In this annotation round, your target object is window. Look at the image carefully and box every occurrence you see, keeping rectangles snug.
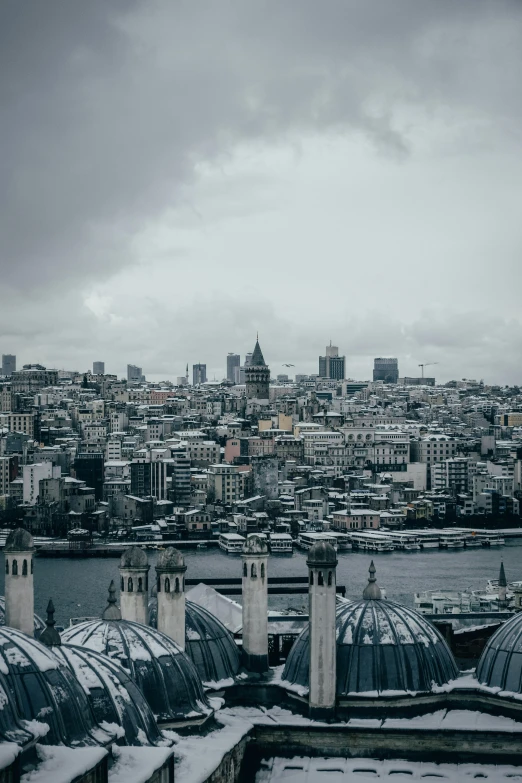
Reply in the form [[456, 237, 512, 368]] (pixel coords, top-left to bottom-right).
[[261, 563, 265, 578], [175, 577, 180, 593], [12, 559, 18, 576], [318, 571, 324, 586], [251, 563, 257, 578], [5, 561, 8, 575], [128, 577, 133, 592], [165, 577, 170, 593]]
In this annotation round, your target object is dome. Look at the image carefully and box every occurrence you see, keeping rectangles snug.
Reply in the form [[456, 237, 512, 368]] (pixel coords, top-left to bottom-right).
[[283, 566, 458, 697], [53, 644, 164, 746], [5, 528, 34, 552], [157, 547, 185, 570], [0, 597, 45, 638], [307, 541, 337, 567], [149, 599, 240, 686], [61, 619, 213, 725], [242, 535, 268, 555], [477, 612, 522, 692], [0, 626, 109, 746], [120, 547, 149, 569]]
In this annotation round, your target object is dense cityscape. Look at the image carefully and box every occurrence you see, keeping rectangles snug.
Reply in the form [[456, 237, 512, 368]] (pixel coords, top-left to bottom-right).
[[1, 343, 521, 544]]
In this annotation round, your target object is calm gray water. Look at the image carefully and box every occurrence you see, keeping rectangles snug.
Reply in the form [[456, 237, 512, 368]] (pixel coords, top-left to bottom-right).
[[1, 542, 520, 626]]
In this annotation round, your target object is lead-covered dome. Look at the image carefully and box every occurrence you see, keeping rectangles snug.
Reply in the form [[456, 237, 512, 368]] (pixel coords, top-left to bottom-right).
[[53, 644, 165, 746], [120, 547, 149, 569], [477, 612, 522, 693], [282, 566, 458, 697], [149, 598, 240, 686], [0, 597, 45, 638], [0, 626, 112, 746], [61, 619, 212, 725]]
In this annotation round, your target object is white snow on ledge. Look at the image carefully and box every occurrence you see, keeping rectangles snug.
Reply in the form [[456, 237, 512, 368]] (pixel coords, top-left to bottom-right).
[[174, 712, 252, 783], [110, 746, 174, 783], [21, 745, 107, 783]]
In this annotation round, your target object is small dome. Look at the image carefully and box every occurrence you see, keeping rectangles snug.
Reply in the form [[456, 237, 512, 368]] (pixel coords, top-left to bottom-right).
[[0, 626, 107, 746], [477, 612, 522, 692], [282, 600, 458, 696], [242, 534, 268, 555], [53, 645, 164, 746], [5, 528, 33, 553], [149, 599, 240, 686], [0, 597, 45, 638], [61, 619, 212, 725], [157, 547, 185, 571], [120, 547, 149, 569], [307, 540, 337, 567]]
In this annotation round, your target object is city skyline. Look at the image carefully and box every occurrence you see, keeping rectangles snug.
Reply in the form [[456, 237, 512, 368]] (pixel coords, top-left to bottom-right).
[[1, 2, 522, 384]]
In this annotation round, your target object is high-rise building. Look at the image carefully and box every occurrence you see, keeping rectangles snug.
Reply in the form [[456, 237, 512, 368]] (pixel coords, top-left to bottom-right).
[[127, 364, 142, 384], [244, 352, 253, 368], [245, 339, 270, 399], [318, 344, 345, 380], [93, 361, 105, 375], [193, 364, 207, 385], [227, 353, 241, 383], [74, 452, 105, 501], [373, 358, 399, 384], [1, 355, 16, 377]]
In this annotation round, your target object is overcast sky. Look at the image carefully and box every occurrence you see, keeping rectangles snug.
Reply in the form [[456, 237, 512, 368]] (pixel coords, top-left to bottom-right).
[[2, 1, 522, 384]]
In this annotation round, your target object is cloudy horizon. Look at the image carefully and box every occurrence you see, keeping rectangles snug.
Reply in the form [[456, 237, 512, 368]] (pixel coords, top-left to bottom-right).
[[2, 0, 522, 384]]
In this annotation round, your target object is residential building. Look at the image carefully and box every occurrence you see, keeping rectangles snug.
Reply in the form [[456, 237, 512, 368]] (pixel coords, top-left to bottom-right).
[[1, 355, 16, 376], [93, 361, 105, 375], [127, 364, 143, 384], [373, 357, 399, 384]]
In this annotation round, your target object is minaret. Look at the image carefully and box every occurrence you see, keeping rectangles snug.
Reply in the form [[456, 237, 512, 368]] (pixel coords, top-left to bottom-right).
[[102, 581, 122, 620], [363, 560, 382, 601], [40, 600, 62, 647], [4, 528, 35, 637], [155, 547, 187, 649], [307, 540, 338, 720], [498, 561, 508, 610], [119, 547, 150, 625], [241, 534, 268, 672]]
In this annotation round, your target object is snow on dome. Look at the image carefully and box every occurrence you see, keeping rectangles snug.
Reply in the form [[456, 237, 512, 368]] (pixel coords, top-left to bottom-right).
[[4, 528, 33, 552], [0, 626, 106, 746], [156, 547, 185, 571], [120, 547, 148, 569], [242, 534, 268, 555], [61, 619, 213, 725], [149, 599, 240, 686], [0, 597, 45, 639], [52, 644, 165, 746], [306, 540, 337, 567], [477, 612, 522, 693], [282, 599, 458, 696]]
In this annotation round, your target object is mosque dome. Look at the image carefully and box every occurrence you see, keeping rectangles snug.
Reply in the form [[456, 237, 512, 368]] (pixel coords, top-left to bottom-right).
[[61, 601, 213, 725], [53, 644, 164, 746], [0, 597, 45, 638], [0, 626, 107, 746], [149, 598, 240, 686], [477, 612, 522, 693], [282, 564, 458, 697], [120, 547, 149, 569]]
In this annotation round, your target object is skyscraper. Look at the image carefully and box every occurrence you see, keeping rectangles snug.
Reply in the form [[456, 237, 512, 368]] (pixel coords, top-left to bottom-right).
[[373, 357, 399, 384], [193, 364, 207, 385], [1, 355, 16, 377], [93, 361, 105, 375], [226, 353, 240, 383], [318, 344, 345, 380], [127, 364, 142, 384]]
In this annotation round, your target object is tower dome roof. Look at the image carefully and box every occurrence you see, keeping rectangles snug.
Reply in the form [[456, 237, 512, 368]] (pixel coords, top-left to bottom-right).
[[0, 626, 109, 746], [242, 534, 268, 556], [120, 546, 149, 569], [250, 339, 266, 367], [157, 547, 185, 571], [0, 597, 45, 638], [307, 540, 337, 567], [5, 528, 33, 552], [53, 644, 164, 746], [282, 569, 458, 697], [61, 619, 212, 724], [149, 599, 240, 686], [477, 612, 522, 693]]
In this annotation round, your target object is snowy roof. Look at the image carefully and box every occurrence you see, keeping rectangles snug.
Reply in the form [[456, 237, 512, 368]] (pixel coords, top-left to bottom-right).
[[477, 612, 522, 693], [186, 584, 243, 634]]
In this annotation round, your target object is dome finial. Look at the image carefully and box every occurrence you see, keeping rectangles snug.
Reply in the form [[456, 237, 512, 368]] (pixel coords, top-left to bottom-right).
[[102, 580, 121, 620], [362, 560, 382, 600], [40, 599, 61, 647]]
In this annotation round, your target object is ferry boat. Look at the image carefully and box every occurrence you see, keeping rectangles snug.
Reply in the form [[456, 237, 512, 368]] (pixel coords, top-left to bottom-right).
[[410, 530, 440, 549], [327, 532, 352, 552], [477, 531, 505, 547], [413, 590, 505, 615], [452, 528, 482, 548], [269, 533, 293, 554], [349, 532, 394, 553], [379, 531, 420, 551], [297, 532, 339, 551], [218, 533, 246, 553], [438, 530, 465, 549]]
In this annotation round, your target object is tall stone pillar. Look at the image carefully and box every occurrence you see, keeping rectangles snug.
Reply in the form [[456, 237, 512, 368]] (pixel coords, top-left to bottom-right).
[[4, 528, 35, 637], [119, 547, 150, 625], [307, 540, 337, 719], [241, 534, 268, 672], [155, 548, 187, 649]]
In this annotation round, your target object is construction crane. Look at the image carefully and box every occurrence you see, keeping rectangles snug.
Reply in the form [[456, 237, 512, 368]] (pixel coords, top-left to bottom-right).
[[418, 362, 439, 379]]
